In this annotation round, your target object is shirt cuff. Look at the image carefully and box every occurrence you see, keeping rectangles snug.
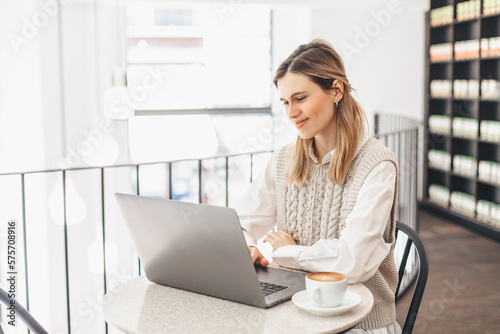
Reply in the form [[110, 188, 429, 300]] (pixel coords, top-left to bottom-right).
[[271, 245, 309, 270], [242, 230, 257, 247]]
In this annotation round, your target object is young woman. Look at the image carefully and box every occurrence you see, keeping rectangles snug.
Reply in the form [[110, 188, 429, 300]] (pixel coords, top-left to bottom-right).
[[234, 39, 401, 333]]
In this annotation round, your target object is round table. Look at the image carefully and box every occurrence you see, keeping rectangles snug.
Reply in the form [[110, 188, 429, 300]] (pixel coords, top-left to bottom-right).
[[102, 275, 374, 334]]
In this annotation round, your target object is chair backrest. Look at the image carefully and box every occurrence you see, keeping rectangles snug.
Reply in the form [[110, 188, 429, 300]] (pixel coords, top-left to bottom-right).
[[395, 220, 429, 334], [0, 286, 49, 334]]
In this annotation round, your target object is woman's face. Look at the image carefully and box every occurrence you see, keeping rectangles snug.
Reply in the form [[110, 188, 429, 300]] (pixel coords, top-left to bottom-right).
[[277, 72, 337, 141]]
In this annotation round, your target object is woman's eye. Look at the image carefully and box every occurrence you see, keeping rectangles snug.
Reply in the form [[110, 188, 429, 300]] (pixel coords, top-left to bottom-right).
[[297, 97, 305, 102], [282, 101, 289, 106]]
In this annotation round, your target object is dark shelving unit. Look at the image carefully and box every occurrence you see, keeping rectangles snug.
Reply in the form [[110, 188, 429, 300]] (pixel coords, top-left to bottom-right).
[[422, 0, 500, 241]]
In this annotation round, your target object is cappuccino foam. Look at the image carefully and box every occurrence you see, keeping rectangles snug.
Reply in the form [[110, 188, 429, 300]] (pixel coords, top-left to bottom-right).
[[307, 272, 346, 282]]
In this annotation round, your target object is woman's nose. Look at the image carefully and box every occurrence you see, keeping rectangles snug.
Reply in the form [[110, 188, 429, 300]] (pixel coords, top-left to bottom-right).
[[287, 104, 300, 119]]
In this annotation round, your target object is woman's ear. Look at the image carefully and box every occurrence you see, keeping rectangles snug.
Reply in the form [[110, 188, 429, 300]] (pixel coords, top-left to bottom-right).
[[331, 79, 344, 101]]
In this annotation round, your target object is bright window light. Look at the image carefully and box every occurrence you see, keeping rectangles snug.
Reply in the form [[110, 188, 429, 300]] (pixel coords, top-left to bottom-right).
[[125, 3, 272, 111]]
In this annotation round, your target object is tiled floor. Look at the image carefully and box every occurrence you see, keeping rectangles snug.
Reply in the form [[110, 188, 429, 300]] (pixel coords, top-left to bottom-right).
[[395, 209, 500, 333]]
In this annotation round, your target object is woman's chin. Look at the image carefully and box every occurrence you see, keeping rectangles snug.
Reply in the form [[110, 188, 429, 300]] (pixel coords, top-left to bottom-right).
[[297, 132, 314, 140]]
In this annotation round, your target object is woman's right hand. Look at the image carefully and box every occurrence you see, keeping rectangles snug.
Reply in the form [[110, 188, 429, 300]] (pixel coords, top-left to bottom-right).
[[248, 246, 269, 267]]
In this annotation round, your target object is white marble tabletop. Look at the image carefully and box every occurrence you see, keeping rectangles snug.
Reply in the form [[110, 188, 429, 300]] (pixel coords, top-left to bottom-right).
[[102, 275, 373, 334]]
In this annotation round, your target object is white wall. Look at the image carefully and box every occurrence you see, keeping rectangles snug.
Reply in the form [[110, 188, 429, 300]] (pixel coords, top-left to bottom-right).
[[265, 0, 429, 149], [310, 1, 428, 130]]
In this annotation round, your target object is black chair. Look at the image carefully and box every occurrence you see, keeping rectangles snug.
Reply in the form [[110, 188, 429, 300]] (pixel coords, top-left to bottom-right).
[[0, 286, 49, 334], [394, 220, 429, 334]]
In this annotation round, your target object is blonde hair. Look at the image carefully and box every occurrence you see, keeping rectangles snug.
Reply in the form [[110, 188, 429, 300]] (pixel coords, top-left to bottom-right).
[[273, 39, 368, 186]]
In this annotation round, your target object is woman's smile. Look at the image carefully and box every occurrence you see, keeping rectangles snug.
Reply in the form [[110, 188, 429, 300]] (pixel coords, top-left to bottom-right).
[[294, 118, 309, 129]]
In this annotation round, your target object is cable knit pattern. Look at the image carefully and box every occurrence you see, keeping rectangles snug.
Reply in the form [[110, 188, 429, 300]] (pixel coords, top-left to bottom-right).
[[276, 145, 290, 233], [301, 185, 311, 245], [327, 178, 343, 240], [320, 167, 334, 240], [286, 183, 298, 239], [274, 137, 399, 330]]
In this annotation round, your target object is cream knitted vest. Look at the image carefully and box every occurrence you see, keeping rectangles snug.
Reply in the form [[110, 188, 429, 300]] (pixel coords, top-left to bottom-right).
[[275, 137, 399, 329]]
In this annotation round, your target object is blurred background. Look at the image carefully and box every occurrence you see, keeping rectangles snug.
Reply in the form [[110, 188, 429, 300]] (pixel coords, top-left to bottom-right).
[[0, 1, 427, 333], [0, 0, 426, 173]]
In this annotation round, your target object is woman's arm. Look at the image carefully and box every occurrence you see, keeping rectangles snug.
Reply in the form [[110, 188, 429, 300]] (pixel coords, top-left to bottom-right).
[[271, 160, 397, 283], [233, 149, 279, 247]]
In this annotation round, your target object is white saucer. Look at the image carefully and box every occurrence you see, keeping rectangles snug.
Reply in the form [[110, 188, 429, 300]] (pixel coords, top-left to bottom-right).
[[291, 290, 361, 316]]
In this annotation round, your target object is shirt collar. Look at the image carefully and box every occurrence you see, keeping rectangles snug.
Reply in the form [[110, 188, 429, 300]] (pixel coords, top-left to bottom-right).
[[308, 127, 371, 165]]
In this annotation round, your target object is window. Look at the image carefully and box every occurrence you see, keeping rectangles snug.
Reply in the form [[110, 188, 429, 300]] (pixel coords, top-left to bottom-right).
[[125, 3, 272, 112]]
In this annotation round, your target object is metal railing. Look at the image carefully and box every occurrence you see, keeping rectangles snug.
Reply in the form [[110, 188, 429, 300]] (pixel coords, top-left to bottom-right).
[[0, 151, 273, 334], [374, 112, 423, 299], [374, 112, 422, 231], [0, 113, 421, 333]]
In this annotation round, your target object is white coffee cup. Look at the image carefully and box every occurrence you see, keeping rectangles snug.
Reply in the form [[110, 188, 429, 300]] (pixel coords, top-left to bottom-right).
[[305, 272, 348, 308]]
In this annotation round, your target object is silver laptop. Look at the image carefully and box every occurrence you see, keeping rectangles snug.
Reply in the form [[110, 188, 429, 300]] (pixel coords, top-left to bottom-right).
[[114, 193, 306, 308]]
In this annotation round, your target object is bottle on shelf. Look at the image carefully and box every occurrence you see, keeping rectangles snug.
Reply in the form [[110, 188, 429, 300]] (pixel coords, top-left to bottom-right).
[[489, 204, 500, 228], [480, 120, 500, 142], [450, 191, 476, 218], [477, 199, 500, 228], [454, 40, 480, 60], [456, 0, 481, 21], [430, 80, 452, 98], [480, 37, 500, 58], [428, 149, 451, 171], [453, 155, 477, 177], [430, 43, 453, 62], [480, 79, 500, 100], [453, 80, 479, 99], [429, 115, 451, 134], [483, 0, 500, 15], [476, 200, 491, 222], [430, 5, 453, 26], [452, 117, 478, 139], [429, 184, 450, 208], [478, 160, 500, 184]]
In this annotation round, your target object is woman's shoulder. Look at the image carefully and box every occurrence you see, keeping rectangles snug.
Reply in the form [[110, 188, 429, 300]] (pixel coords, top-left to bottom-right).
[[270, 142, 294, 177], [349, 137, 398, 176], [359, 137, 397, 160], [272, 142, 294, 159], [343, 138, 398, 191]]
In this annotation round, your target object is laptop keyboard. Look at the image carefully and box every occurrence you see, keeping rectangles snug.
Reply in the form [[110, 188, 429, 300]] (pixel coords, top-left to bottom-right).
[[259, 281, 288, 297]]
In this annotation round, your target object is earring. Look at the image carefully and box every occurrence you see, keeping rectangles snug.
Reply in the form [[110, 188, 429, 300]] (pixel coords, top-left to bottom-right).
[[335, 101, 339, 108]]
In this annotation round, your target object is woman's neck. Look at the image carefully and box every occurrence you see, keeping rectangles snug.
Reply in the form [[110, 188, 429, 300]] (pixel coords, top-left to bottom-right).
[[313, 136, 336, 162]]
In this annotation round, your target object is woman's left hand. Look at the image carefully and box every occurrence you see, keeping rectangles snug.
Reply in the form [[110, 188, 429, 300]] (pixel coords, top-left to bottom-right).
[[263, 230, 296, 250]]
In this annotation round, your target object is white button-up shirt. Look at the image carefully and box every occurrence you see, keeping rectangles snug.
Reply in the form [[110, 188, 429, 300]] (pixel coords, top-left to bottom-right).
[[233, 129, 397, 284]]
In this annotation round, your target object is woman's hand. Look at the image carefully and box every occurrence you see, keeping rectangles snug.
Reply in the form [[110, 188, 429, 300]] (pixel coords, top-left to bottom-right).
[[263, 230, 297, 250], [248, 246, 269, 267]]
